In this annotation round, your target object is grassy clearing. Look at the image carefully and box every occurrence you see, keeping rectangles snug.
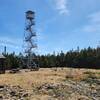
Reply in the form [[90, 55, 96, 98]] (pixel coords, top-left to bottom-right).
[[0, 68, 99, 89], [0, 68, 100, 100]]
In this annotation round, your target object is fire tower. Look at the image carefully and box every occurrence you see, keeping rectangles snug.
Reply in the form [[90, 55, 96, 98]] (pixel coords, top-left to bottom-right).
[[24, 10, 37, 68]]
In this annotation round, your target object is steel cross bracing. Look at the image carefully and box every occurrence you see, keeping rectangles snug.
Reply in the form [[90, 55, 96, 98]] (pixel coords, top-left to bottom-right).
[[24, 10, 37, 69]]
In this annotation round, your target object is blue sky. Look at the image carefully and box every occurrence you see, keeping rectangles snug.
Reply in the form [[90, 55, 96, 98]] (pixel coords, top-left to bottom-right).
[[0, 0, 100, 54]]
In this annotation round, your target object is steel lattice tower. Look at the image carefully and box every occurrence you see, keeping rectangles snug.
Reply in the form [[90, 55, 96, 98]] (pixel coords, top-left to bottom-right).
[[24, 10, 37, 68]]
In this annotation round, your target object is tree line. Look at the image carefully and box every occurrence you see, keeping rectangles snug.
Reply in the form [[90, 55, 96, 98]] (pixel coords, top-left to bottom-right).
[[3, 46, 100, 69]]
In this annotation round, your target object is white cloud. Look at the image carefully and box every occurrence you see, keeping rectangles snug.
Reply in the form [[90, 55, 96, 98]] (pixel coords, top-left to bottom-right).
[[83, 11, 100, 33], [53, 0, 69, 15], [55, 0, 69, 15], [83, 24, 100, 33], [0, 37, 22, 49], [88, 12, 100, 23]]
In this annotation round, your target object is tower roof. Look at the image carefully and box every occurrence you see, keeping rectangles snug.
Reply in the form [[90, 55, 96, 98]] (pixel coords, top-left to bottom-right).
[[26, 10, 35, 14]]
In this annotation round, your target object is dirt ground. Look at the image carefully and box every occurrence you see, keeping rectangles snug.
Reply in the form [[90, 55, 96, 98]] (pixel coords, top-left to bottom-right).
[[0, 68, 100, 100]]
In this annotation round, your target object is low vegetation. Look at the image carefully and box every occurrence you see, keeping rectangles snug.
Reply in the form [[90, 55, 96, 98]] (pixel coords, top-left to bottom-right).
[[0, 68, 99, 100]]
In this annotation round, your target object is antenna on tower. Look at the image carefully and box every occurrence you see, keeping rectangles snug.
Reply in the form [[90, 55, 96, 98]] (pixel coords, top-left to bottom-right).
[[23, 10, 38, 70]]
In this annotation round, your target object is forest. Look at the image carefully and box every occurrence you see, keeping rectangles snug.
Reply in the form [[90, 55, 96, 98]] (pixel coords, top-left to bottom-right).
[[3, 46, 100, 69]]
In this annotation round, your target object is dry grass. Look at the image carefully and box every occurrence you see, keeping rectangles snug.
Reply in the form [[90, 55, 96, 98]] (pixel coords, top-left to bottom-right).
[[0, 68, 99, 89]]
